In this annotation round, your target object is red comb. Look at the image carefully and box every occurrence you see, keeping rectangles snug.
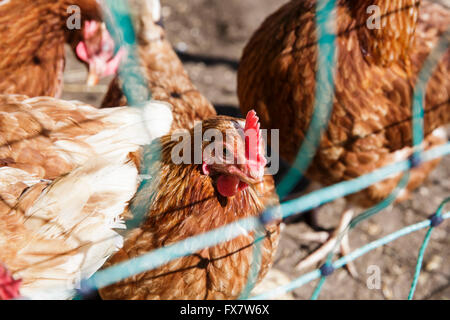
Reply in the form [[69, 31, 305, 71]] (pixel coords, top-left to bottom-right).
[[244, 110, 260, 160], [244, 110, 267, 175], [0, 264, 21, 300]]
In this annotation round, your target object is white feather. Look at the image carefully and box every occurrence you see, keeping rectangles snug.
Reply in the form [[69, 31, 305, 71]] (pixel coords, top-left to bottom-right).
[[0, 167, 41, 190], [15, 157, 139, 300], [0, 167, 42, 207], [431, 127, 447, 140], [52, 100, 173, 165]]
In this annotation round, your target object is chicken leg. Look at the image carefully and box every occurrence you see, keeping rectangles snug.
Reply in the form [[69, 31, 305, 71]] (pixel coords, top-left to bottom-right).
[[295, 206, 358, 277]]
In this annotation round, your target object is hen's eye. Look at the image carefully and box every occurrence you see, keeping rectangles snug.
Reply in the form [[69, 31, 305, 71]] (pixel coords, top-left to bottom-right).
[[223, 147, 232, 159]]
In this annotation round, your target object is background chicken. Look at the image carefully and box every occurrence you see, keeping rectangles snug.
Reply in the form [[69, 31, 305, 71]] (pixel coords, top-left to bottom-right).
[[238, 0, 449, 270], [0, 0, 122, 97], [101, 0, 216, 129], [97, 0, 281, 299], [0, 94, 172, 299]]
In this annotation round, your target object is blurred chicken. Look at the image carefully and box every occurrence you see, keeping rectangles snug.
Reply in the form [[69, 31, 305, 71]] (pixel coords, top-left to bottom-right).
[[238, 0, 449, 271], [98, 0, 280, 299], [101, 0, 216, 129], [0, 0, 122, 97], [0, 94, 173, 299]]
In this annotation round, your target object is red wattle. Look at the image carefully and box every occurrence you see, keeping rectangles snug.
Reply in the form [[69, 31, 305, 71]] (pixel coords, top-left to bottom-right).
[[217, 175, 240, 197]]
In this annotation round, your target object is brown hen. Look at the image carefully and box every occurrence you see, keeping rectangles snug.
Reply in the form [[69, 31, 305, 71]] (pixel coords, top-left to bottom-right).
[[100, 115, 280, 300], [238, 0, 449, 270], [0, 0, 121, 97], [98, 0, 280, 299]]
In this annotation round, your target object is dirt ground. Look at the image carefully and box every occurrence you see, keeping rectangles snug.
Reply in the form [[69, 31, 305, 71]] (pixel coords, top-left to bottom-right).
[[62, 0, 450, 300]]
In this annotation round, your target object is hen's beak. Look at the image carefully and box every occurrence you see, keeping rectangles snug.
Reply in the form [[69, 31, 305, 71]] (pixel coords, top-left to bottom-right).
[[85, 48, 126, 87], [233, 168, 264, 190], [86, 71, 100, 87], [239, 173, 260, 187]]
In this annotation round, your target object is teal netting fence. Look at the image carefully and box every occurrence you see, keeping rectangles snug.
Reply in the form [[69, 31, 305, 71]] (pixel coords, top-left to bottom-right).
[[78, 0, 450, 300]]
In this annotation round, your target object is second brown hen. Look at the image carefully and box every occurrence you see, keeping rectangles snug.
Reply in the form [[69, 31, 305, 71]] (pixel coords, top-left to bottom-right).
[[238, 0, 449, 271]]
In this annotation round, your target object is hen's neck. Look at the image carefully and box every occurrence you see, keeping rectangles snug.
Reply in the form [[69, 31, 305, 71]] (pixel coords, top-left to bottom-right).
[[133, 21, 217, 130], [346, 0, 420, 66]]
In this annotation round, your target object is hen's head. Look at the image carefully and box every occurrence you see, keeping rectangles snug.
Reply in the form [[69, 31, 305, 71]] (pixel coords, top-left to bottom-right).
[[75, 21, 125, 86], [0, 264, 21, 300], [199, 111, 267, 198]]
